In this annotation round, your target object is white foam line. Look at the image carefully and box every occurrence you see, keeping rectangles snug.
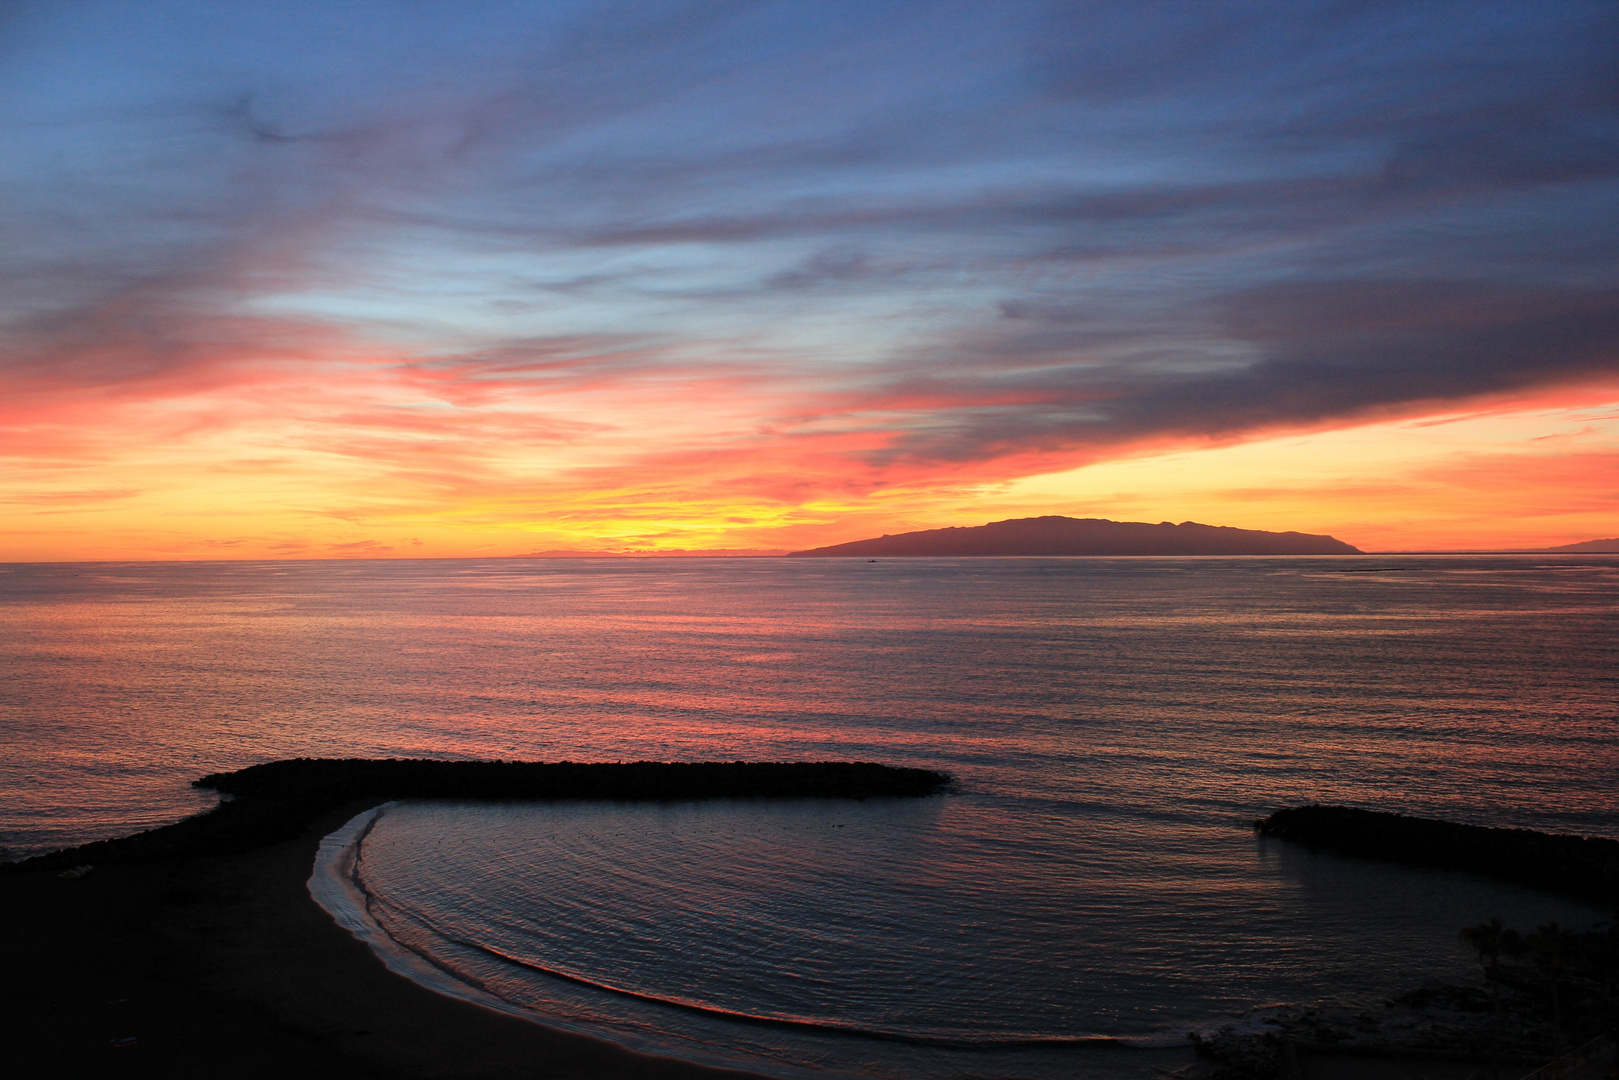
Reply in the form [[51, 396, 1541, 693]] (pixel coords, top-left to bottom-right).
[[309, 804, 541, 1017], [307, 804, 810, 1077], [306, 806, 1174, 1078]]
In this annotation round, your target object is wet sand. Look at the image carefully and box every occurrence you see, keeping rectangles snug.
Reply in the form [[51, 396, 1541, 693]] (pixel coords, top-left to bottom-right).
[[0, 802, 763, 1080]]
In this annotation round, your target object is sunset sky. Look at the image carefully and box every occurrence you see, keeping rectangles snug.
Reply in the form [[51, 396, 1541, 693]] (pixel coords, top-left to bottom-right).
[[3, 0, 1616, 560]]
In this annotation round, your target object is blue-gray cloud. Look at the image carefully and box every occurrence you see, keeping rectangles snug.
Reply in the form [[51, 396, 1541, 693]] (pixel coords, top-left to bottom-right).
[[1, 0, 1615, 467]]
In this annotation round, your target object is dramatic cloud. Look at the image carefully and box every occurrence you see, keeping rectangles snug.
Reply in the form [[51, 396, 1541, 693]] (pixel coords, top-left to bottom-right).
[[1, 0, 1616, 556]]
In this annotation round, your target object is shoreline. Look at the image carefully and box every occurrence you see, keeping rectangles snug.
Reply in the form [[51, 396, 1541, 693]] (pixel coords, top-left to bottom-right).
[[7, 771, 1604, 1078], [4, 796, 1195, 1080], [0, 759, 947, 1079], [317, 802, 1196, 1078], [311, 803, 789, 1075], [0, 799, 772, 1079]]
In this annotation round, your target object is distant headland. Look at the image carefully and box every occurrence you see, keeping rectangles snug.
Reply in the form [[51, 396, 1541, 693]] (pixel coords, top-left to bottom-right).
[[1537, 536, 1619, 553], [788, 515, 1361, 557]]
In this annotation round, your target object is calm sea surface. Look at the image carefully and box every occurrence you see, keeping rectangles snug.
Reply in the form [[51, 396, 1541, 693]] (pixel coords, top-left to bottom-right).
[[3, 556, 1616, 1077]]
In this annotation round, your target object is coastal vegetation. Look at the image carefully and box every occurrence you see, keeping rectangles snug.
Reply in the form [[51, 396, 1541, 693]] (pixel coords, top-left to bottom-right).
[[4, 758, 951, 875]]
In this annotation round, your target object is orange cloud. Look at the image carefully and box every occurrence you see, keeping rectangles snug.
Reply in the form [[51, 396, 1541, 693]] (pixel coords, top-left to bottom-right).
[[3, 283, 1616, 560]]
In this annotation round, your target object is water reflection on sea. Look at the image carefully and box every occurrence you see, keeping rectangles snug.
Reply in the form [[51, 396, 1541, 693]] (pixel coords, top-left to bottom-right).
[[348, 796, 1603, 1079], [2, 556, 1616, 1076]]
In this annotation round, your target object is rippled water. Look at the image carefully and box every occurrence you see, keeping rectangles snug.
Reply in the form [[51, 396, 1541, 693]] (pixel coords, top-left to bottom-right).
[[3, 556, 1616, 1076], [345, 797, 1603, 1079]]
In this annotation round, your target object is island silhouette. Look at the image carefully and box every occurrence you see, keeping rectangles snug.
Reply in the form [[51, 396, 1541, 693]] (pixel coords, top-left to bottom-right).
[[1540, 537, 1619, 553], [788, 515, 1361, 557]]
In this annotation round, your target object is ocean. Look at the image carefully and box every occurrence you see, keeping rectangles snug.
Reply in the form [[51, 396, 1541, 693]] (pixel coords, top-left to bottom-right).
[[3, 556, 1616, 1077]]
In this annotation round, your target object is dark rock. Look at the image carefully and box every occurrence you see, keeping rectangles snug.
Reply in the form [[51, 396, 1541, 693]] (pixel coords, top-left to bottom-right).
[[5, 758, 952, 874], [1254, 805, 1619, 909]]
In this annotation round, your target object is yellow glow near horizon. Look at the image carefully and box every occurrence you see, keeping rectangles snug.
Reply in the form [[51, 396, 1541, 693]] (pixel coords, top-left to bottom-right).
[[4, 378, 1616, 560], [974, 399, 1619, 551], [0, 354, 1612, 563]]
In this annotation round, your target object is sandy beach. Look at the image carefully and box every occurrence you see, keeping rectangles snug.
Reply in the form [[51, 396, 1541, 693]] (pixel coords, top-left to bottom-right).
[[0, 802, 764, 1080], [3, 756, 1602, 1080]]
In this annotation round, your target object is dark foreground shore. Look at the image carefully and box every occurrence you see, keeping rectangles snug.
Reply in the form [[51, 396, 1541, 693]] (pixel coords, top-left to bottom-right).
[[1, 760, 949, 1079], [6, 775, 1610, 1079], [1, 802, 772, 1080]]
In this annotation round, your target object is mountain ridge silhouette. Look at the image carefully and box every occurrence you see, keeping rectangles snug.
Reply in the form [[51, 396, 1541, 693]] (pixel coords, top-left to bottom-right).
[[788, 515, 1361, 557]]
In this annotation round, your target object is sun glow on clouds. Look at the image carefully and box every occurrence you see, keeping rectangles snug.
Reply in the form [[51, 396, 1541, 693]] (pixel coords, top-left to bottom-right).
[[5, 339, 1615, 559], [2, 1, 1617, 560], [992, 397, 1619, 552]]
